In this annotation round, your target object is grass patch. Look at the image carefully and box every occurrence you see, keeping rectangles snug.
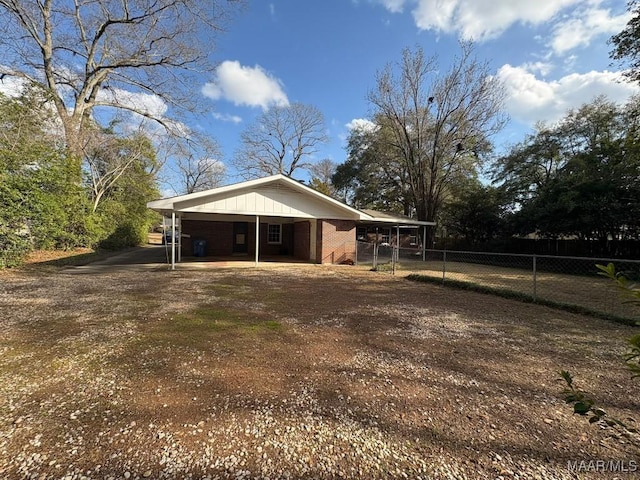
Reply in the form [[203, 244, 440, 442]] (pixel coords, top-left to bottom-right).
[[406, 273, 639, 327], [173, 307, 282, 333], [144, 306, 284, 349]]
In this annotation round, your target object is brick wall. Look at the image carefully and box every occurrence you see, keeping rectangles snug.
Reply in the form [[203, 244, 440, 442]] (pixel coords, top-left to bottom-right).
[[257, 223, 294, 256], [180, 220, 233, 256], [181, 220, 297, 257], [293, 221, 310, 261], [316, 219, 356, 264]]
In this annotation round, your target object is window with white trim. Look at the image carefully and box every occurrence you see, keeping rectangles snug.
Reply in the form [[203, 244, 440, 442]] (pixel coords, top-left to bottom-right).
[[409, 234, 418, 245], [267, 224, 282, 244], [380, 228, 390, 244], [356, 227, 367, 240]]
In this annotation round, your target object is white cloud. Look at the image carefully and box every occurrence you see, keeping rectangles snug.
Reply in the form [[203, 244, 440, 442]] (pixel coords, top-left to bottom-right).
[[549, 6, 632, 55], [497, 64, 640, 125], [0, 76, 26, 97], [346, 118, 378, 132], [407, 0, 581, 40], [212, 112, 242, 124], [97, 87, 168, 117], [0, 67, 27, 97], [521, 61, 554, 77], [380, 0, 405, 13], [202, 60, 289, 110], [375, 0, 627, 49]]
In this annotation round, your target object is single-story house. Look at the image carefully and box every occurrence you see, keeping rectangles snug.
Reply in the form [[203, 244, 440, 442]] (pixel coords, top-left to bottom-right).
[[147, 174, 434, 269]]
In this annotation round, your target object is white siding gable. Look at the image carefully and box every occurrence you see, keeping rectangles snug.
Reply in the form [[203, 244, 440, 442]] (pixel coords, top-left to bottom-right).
[[174, 184, 358, 219]]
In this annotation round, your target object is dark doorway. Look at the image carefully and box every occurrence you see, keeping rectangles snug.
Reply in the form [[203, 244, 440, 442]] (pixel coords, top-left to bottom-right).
[[233, 222, 249, 254]]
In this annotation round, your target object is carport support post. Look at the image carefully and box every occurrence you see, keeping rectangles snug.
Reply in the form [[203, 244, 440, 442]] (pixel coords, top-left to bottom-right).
[[255, 215, 260, 267], [171, 211, 176, 270]]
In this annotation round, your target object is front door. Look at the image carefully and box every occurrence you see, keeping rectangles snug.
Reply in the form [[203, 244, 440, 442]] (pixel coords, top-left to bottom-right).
[[232, 222, 248, 254]]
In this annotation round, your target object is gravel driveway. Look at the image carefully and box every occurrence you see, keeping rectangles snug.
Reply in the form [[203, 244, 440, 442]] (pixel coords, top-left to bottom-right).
[[0, 264, 638, 479]]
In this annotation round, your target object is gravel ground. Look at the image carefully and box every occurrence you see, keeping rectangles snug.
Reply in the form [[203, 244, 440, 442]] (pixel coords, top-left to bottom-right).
[[0, 262, 639, 479]]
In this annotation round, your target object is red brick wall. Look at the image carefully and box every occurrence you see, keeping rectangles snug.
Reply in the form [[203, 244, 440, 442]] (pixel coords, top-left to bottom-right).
[[293, 221, 310, 260], [316, 219, 356, 264], [180, 220, 233, 256], [181, 220, 298, 257], [257, 223, 294, 256]]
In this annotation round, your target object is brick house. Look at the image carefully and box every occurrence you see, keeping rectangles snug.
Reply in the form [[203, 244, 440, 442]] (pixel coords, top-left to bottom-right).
[[147, 174, 433, 269]]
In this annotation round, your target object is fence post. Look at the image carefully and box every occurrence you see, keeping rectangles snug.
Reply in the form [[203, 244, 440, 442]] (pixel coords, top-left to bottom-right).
[[392, 247, 397, 275], [532, 254, 537, 301], [442, 249, 447, 284], [355, 240, 358, 266], [373, 243, 378, 270]]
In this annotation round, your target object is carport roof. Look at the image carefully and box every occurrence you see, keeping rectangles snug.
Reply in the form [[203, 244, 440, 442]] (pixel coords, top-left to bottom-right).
[[147, 174, 434, 226], [359, 209, 435, 227]]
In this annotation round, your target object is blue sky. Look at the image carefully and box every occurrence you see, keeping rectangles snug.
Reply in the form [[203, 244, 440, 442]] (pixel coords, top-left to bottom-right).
[[1, 0, 637, 193], [195, 0, 637, 186]]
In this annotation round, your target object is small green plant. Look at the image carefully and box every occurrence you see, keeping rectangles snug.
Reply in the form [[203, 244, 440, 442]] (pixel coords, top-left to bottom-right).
[[596, 263, 640, 376], [560, 370, 607, 423], [559, 263, 639, 447], [596, 263, 640, 308]]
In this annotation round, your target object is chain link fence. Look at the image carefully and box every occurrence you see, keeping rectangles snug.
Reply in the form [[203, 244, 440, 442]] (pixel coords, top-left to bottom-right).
[[356, 241, 640, 323]]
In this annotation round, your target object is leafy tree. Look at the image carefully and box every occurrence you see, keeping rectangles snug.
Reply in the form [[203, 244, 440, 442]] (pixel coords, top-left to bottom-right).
[[233, 103, 328, 179], [0, 91, 91, 266], [366, 42, 507, 229], [490, 124, 564, 207], [441, 181, 507, 246], [610, 0, 640, 84], [494, 96, 640, 247], [93, 149, 160, 249], [333, 117, 412, 214]]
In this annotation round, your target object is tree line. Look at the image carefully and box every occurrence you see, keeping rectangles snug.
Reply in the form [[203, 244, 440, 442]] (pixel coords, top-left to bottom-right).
[[2, 0, 640, 266], [333, 92, 640, 258], [0, 88, 160, 267], [325, 4, 640, 258]]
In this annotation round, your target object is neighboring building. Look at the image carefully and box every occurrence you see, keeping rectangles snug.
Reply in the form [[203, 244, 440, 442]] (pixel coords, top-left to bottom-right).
[[147, 174, 433, 268]]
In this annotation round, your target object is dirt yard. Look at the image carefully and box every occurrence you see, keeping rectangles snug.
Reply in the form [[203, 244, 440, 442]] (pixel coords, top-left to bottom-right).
[[0, 262, 639, 479]]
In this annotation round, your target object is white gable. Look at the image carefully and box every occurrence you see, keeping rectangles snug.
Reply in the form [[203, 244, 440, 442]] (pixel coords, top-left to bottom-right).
[[175, 184, 354, 219], [148, 175, 370, 220]]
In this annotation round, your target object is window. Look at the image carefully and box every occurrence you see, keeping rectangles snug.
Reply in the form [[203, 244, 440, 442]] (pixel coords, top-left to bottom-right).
[[409, 234, 418, 246], [356, 227, 368, 241], [380, 229, 390, 245], [267, 224, 282, 244]]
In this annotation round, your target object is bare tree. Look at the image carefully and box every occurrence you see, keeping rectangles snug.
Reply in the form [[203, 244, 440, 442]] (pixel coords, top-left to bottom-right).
[[233, 103, 328, 179], [84, 126, 157, 212], [308, 158, 337, 196], [0, 0, 239, 162], [367, 42, 507, 225], [173, 136, 225, 194]]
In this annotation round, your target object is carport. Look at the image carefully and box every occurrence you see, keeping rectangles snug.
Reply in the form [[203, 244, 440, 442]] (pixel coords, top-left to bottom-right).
[[147, 175, 375, 269], [148, 174, 435, 270]]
